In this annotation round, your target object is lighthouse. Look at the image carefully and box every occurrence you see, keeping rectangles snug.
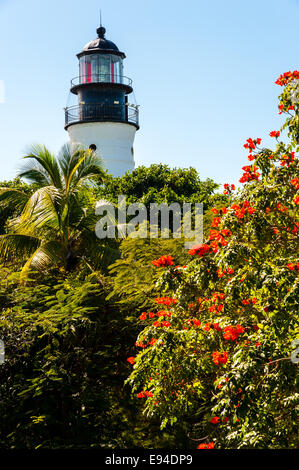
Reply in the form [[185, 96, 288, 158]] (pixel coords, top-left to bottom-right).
[[64, 24, 139, 176]]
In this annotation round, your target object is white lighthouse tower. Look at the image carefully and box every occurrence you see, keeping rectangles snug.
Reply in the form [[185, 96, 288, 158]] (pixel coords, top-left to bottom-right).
[[65, 24, 139, 177]]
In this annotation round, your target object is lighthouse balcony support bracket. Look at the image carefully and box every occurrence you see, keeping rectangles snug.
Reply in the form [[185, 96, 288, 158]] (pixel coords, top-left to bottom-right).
[[65, 103, 139, 130]]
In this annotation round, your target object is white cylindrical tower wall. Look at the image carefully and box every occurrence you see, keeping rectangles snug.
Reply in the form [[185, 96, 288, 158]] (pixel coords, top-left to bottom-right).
[[67, 122, 136, 176]]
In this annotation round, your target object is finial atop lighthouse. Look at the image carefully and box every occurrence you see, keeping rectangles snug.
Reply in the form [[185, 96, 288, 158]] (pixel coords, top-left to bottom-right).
[[97, 25, 106, 38], [97, 10, 106, 38]]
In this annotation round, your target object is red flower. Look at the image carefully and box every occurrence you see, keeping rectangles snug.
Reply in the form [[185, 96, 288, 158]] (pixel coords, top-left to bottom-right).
[[188, 243, 210, 256], [239, 165, 260, 183], [137, 390, 153, 398], [223, 325, 244, 341], [155, 296, 177, 306], [127, 357, 135, 365], [275, 70, 299, 86], [290, 178, 299, 189], [269, 130, 280, 138], [212, 351, 228, 365], [210, 416, 220, 424], [288, 263, 295, 270], [197, 442, 215, 449], [223, 183, 236, 194], [152, 255, 174, 267], [211, 217, 221, 227], [213, 323, 222, 331]]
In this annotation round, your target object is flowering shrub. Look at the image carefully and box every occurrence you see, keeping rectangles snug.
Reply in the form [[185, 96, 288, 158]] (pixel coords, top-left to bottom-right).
[[126, 73, 299, 449]]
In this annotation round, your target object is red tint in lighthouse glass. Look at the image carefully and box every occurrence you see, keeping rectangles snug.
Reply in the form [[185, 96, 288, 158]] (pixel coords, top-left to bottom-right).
[[86, 62, 92, 83]]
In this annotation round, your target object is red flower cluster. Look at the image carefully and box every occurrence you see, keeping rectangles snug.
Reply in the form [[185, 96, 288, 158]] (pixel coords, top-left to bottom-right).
[[211, 292, 226, 303], [186, 318, 201, 328], [140, 311, 172, 322], [278, 104, 294, 114], [209, 229, 232, 252], [137, 390, 153, 399], [288, 263, 299, 271], [291, 178, 299, 190], [239, 165, 260, 183], [223, 183, 236, 195], [294, 197, 299, 205], [241, 298, 257, 305], [276, 203, 288, 213], [243, 137, 261, 153], [223, 325, 245, 341], [211, 207, 228, 216], [135, 338, 158, 348], [217, 267, 234, 278], [269, 130, 280, 138], [210, 416, 220, 424], [152, 255, 174, 267], [152, 320, 171, 328], [280, 152, 295, 167], [188, 243, 210, 256], [231, 200, 255, 219], [209, 304, 224, 314], [140, 311, 156, 320], [211, 217, 221, 227], [157, 310, 172, 317], [155, 296, 178, 306], [275, 70, 299, 86], [197, 442, 215, 449], [127, 356, 135, 365], [212, 351, 228, 365]]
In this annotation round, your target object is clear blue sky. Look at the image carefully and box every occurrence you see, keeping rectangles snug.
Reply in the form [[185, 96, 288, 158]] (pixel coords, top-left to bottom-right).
[[0, 0, 298, 185]]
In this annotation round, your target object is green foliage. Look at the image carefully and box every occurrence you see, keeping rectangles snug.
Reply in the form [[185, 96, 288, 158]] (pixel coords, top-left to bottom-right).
[[96, 164, 225, 210], [0, 178, 33, 234], [0, 272, 188, 448]]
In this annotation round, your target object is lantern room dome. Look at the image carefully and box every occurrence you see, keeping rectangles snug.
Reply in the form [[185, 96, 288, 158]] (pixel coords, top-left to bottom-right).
[[79, 26, 125, 58]]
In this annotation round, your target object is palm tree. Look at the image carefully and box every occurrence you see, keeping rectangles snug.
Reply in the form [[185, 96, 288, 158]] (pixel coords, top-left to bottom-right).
[[0, 144, 115, 280]]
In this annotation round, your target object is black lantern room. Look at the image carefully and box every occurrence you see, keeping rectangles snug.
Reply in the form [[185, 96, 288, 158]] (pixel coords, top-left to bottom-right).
[[65, 25, 139, 129]]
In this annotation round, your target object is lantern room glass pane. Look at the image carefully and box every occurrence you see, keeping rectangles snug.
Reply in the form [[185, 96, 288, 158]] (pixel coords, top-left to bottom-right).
[[91, 55, 99, 82], [79, 54, 124, 84], [99, 55, 110, 82]]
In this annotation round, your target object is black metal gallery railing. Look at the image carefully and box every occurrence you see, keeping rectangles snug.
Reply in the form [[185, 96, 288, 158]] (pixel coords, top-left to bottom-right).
[[71, 74, 133, 87], [65, 103, 139, 127]]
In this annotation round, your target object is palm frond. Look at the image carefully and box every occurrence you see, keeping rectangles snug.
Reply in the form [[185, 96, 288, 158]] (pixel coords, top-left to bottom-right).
[[10, 186, 62, 234], [19, 144, 63, 189], [0, 233, 40, 261], [58, 144, 104, 194], [0, 187, 29, 211], [75, 150, 105, 183], [20, 240, 67, 282]]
